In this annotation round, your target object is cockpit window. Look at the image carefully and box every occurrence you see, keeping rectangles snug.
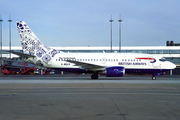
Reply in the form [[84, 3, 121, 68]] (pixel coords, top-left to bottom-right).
[[159, 58, 166, 62]]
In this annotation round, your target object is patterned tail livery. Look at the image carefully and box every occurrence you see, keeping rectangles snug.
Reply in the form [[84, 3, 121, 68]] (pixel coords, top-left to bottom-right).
[[16, 21, 59, 66]]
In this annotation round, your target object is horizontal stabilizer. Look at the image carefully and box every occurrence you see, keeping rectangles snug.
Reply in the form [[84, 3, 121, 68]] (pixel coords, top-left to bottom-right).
[[7, 51, 36, 58]]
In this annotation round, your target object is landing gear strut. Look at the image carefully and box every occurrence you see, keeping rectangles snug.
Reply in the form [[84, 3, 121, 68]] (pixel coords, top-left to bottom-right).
[[91, 73, 98, 79]]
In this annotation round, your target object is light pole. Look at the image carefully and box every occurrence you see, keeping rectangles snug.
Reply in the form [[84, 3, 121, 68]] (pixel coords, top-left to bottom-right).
[[0, 15, 3, 75], [8, 14, 12, 59], [109, 15, 113, 53], [118, 14, 122, 53]]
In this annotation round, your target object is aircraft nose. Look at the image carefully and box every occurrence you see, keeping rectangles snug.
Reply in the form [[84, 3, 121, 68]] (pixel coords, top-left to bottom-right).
[[171, 63, 176, 69], [167, 62, 176, 69], [161, 62, 176, 69]]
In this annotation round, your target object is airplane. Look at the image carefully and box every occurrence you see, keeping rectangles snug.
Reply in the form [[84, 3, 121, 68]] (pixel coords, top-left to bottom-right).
[[10, 21, 176, 80]]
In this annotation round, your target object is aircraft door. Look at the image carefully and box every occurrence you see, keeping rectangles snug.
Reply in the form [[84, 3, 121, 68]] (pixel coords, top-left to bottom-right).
[[148, 56, 154, 66], [102, 57, 106, 64]]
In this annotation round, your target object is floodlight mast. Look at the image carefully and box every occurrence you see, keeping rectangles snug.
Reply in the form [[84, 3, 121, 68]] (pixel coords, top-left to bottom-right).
[[8, 14, 12, 59], [118, 14, 122, 53], [109, 14, 113, 53], [0, 15, 3, 75]]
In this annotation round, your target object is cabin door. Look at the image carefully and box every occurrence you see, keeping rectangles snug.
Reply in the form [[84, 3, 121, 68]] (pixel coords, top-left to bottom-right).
[[148, 56, 154, 66]]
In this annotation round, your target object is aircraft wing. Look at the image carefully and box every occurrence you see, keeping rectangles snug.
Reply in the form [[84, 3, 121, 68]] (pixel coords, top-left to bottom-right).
[[66, 60, 106, 71], [7, 51, 36, 58]]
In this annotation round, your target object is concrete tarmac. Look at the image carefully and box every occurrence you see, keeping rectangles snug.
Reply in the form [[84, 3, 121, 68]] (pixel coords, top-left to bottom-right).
[[0, 75, 180, 120]]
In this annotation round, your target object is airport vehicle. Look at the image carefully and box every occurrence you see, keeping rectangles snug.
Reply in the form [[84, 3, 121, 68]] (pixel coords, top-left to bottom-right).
[[3, 69, 10, 75], [10, 21, 176, 79]]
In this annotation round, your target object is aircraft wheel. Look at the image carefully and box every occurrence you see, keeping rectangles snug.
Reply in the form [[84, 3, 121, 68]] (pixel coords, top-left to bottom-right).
[[91, 74, 98, 79], [152, 76, 156, 80]]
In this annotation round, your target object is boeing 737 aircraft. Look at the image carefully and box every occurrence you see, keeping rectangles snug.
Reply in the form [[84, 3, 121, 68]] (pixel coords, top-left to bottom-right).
[[10, 21, 176, 80]]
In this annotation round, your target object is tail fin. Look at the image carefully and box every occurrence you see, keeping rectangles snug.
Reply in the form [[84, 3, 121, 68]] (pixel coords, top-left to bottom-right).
[[16, 21, 59, 66]]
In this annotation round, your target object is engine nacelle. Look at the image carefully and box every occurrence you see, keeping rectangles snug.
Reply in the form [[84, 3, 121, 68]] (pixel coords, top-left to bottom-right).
[[106, 66, 125, 77]]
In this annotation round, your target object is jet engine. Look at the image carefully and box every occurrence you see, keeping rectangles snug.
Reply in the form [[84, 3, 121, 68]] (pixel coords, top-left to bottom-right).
[[101, 66, 125, 77]]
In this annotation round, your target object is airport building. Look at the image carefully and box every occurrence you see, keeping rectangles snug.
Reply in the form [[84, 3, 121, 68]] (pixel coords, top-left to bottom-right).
[[1, 45, 180, 75]]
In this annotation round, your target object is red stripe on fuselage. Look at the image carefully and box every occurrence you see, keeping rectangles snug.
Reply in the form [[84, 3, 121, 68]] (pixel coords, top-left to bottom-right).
[[136, 58, 156, 60]]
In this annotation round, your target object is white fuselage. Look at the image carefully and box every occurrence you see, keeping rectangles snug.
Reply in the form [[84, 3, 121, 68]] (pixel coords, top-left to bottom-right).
[[45, 53, 175, 71]]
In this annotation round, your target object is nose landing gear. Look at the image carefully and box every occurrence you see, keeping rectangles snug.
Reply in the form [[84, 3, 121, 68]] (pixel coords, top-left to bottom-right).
[[152, 76, 156, 80], [152, 72, 164, 80]]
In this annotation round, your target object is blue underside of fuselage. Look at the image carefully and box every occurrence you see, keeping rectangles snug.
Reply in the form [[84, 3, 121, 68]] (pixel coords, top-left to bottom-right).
[[52, 68, 170, 74]]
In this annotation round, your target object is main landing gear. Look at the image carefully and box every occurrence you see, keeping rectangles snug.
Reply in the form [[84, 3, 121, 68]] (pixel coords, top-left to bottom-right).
[[91, 73, 98, 79]]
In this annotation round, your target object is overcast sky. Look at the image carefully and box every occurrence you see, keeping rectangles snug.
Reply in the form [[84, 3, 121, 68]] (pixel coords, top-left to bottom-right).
[[0, 0, 180, 47]]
